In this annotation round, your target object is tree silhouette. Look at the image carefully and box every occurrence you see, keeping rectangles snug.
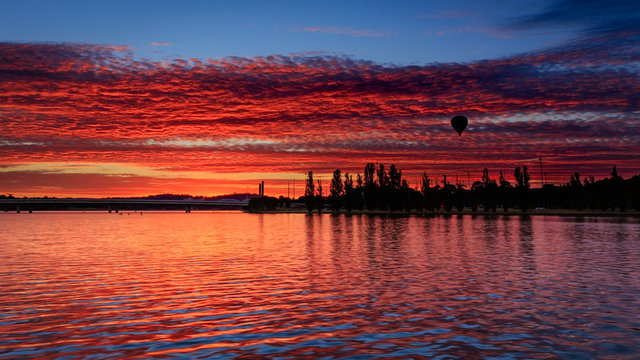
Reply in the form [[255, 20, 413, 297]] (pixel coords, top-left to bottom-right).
[[401, 179, 414, 211], [514, 166, 531, 212], [470, 181, 483, 212], [595, 176, 609, 211], [454, 184, 466, 212], [315, 180, 324, 213], [441, 175, 455, 212], [482, 168, 498, 212], [629, 175, 640, 211], [363, 163, 377, 210], [611, 166, 626, 211], [498, 171, 512, 212], [294, 163, 638, 214], [329, 169, 344, 212], [582, 176, 597, 210], [568, 172, 585, 210], [389, 164, 402, 211], [421, 172, 434, 212], [343, 172, 354, 212], [355, 173, 364, 211], [377, 164, 390, 210], [304, 171, 315, 212]]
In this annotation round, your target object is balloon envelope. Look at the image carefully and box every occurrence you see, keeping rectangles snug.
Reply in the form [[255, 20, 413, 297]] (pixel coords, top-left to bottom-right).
[[451, 115, 468, 136]]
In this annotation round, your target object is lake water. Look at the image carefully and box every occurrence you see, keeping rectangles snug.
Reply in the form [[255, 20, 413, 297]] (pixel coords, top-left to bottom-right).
[[1, 212, 639, 359]]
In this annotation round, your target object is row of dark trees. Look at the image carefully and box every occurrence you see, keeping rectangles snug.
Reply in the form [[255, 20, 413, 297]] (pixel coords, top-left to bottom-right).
[[299, 163, 639, 213]]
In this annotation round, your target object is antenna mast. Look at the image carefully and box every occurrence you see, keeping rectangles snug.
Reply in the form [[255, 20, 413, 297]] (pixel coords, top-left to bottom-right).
[[539, 157, 544, 187]]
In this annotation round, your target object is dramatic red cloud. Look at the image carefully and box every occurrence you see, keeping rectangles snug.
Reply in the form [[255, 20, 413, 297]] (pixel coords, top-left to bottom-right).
[[0, 37, 638, 197]]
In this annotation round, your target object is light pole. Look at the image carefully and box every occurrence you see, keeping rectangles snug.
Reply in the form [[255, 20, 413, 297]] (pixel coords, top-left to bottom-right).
[[539, 157, 544, 187]]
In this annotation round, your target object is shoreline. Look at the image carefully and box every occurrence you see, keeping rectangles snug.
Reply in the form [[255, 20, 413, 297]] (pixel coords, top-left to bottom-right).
[[3, 208, 638, 217], [248, 208, 640, 217]]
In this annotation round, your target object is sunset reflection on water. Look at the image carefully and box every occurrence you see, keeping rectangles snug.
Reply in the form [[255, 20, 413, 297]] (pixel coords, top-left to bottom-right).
[[1, 212, 639, 359]]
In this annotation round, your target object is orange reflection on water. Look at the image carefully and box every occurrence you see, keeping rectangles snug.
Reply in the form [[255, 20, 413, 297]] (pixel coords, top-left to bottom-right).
[[1, 212, 639, 359]]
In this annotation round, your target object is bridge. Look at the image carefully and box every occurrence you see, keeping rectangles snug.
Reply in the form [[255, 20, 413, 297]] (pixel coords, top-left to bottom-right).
[[0, 198, 249, 213]]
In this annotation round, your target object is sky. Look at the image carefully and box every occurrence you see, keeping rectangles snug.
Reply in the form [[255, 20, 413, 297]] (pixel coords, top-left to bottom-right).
[[1, 0, 639, 197]]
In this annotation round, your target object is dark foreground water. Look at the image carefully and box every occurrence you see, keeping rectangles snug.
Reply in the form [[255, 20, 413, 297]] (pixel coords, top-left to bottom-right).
[[1, 212, 639, 359]]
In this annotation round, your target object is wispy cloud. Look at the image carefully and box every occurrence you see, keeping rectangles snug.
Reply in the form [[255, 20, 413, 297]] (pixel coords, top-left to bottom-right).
[[150, 42, 171, 46], [505, 0, 640, 36], [423, 25, 524, 40], [298, 26, 391, 37], [417, 10, 471, 19], [424, 26, 476, 37]]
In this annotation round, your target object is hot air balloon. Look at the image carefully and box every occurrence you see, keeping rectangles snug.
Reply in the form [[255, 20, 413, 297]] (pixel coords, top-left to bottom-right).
[[451, 115, 468, 136]]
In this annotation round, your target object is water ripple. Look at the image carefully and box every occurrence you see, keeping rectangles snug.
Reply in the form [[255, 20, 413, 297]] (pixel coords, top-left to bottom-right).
[[0, 213, 639, 359]]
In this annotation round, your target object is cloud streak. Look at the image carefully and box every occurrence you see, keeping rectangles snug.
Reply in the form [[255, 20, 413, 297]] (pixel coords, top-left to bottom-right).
[[298, 26, 391, 37], [1, 33, 639, 195], [506, 0, 640, 36]]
